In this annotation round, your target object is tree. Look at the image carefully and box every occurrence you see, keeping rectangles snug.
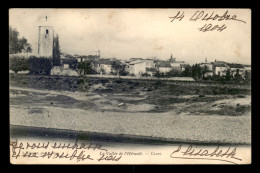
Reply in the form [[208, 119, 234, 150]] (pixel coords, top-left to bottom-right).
[[9, 27, 32, 54], [111, 60, 123, 78], [225, 69, 232, 81], [244, 70, 251, 83], [191, 64, 202, 80], [166, 69, 181, 77], [9, 56, 29, 73], [234, 69, 243, 82], [77, 61, 94, 75], [9, 27, 19, 54], [100, 67, 106, 75], [26, 47, 32, 53], [182, 66, 192, 77], [201, 65, 209, 79], [119, 64, 128, 76], [154, 71, 163, 79], [53, 34, 61, 66]]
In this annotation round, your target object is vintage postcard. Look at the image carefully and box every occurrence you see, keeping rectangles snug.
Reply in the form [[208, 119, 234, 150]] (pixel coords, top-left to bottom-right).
[[9, 8, 251, 164]]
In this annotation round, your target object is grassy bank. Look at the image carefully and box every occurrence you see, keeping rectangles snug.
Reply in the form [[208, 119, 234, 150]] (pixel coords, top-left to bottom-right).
[[9, 73, 251, 95]]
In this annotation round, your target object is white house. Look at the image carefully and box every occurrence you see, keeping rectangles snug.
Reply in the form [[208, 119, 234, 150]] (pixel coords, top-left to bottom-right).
[[129, 59, 155, 76], [170, 62, 182, 71], [129, 61, 146, 76], [214, 64, 228, 76], [95, 59, 114, 75], [227, 63, 246, 77], [77, 55, 100, 63], [200, 63, 214, 71], [146, 67, 158, 76], [157, 62, 172, 74]]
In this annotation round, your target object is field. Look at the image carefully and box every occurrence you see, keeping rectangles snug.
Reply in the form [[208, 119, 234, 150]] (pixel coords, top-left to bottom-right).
[[9, 73, 251, 144], [10, 74, 251, 116]]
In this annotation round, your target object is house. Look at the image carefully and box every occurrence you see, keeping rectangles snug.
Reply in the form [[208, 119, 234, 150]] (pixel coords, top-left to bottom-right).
[[129, 59, 155, 76], [200, 63, 214, 71], [227, 63, 246, 77], [59, 53, 78, 69], [130, 58, 143, 61], [146, 67, 158, 76], [129, 59, 143, 75], [124, 60, 131, 74], [77, 55, 100, 63], [168, 56, 186, 71], [144, 59, 155, 68], [94, 59, 114, 75], [214, 60, 227, 64], [157, 62, 172, 74], [61, 53, 75, 59], [169, 62, 182, 71], [200, 63, 214, 77], [214, 64, 228, 76], [60, 54, 67, 62], [129, 60, 147, 76]]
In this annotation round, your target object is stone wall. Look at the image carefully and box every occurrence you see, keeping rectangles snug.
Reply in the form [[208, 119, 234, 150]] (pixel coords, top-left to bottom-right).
[[51, 66, 79, 76]]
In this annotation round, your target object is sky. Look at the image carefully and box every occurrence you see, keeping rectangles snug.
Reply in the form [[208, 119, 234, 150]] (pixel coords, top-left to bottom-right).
[[9, 8, 251, 65]]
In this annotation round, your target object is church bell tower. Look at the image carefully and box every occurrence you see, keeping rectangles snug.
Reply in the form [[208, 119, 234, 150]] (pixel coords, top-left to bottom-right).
[[38, 16, 54, 58]]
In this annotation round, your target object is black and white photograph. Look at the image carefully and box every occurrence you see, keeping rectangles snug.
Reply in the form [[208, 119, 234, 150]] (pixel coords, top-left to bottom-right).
[[9, 8, 251, 164]]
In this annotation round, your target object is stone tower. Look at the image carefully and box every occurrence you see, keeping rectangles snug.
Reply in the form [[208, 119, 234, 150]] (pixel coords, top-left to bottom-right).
[[38, 17, 54, 57]]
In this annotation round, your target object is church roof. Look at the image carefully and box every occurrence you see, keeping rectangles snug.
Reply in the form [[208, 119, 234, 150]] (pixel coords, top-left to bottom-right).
[[227, 63, 245, 69], [157, 62, 172, 68]]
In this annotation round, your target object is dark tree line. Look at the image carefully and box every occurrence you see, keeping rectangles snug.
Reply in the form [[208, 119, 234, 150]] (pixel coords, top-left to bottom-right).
[[10, 56, 52, 75]]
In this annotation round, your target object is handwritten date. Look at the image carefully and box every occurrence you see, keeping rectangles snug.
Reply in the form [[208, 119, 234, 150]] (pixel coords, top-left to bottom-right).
[[169, 10, 246, 32], [198, 23, 227, 32]]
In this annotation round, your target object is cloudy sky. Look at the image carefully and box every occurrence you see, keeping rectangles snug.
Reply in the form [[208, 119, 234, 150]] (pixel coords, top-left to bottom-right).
[[9, 8, 251, 65]]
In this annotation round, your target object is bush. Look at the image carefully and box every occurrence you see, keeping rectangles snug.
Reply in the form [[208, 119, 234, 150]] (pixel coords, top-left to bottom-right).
[[28, 56, 52, 75], [127, 81, 134, 85], [141, 73, 149, 77], [166, 69, 182, 77], [154, 71, 164, 78], [114, 79, 123, 84], [78, 61, 95, 75], [9, 56, 29, 73], [155, 80, 162, 86], [133, 82, 139, 86], [119, 70, 129, 76], [100, 79, 109, 84], [77, 79, 84, 84]]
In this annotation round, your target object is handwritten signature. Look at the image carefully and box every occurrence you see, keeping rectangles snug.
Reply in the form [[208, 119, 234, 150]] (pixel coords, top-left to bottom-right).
[[169, 10, 246, 32], [10, 139, 122, 162], [170, 145, 242, 164]]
